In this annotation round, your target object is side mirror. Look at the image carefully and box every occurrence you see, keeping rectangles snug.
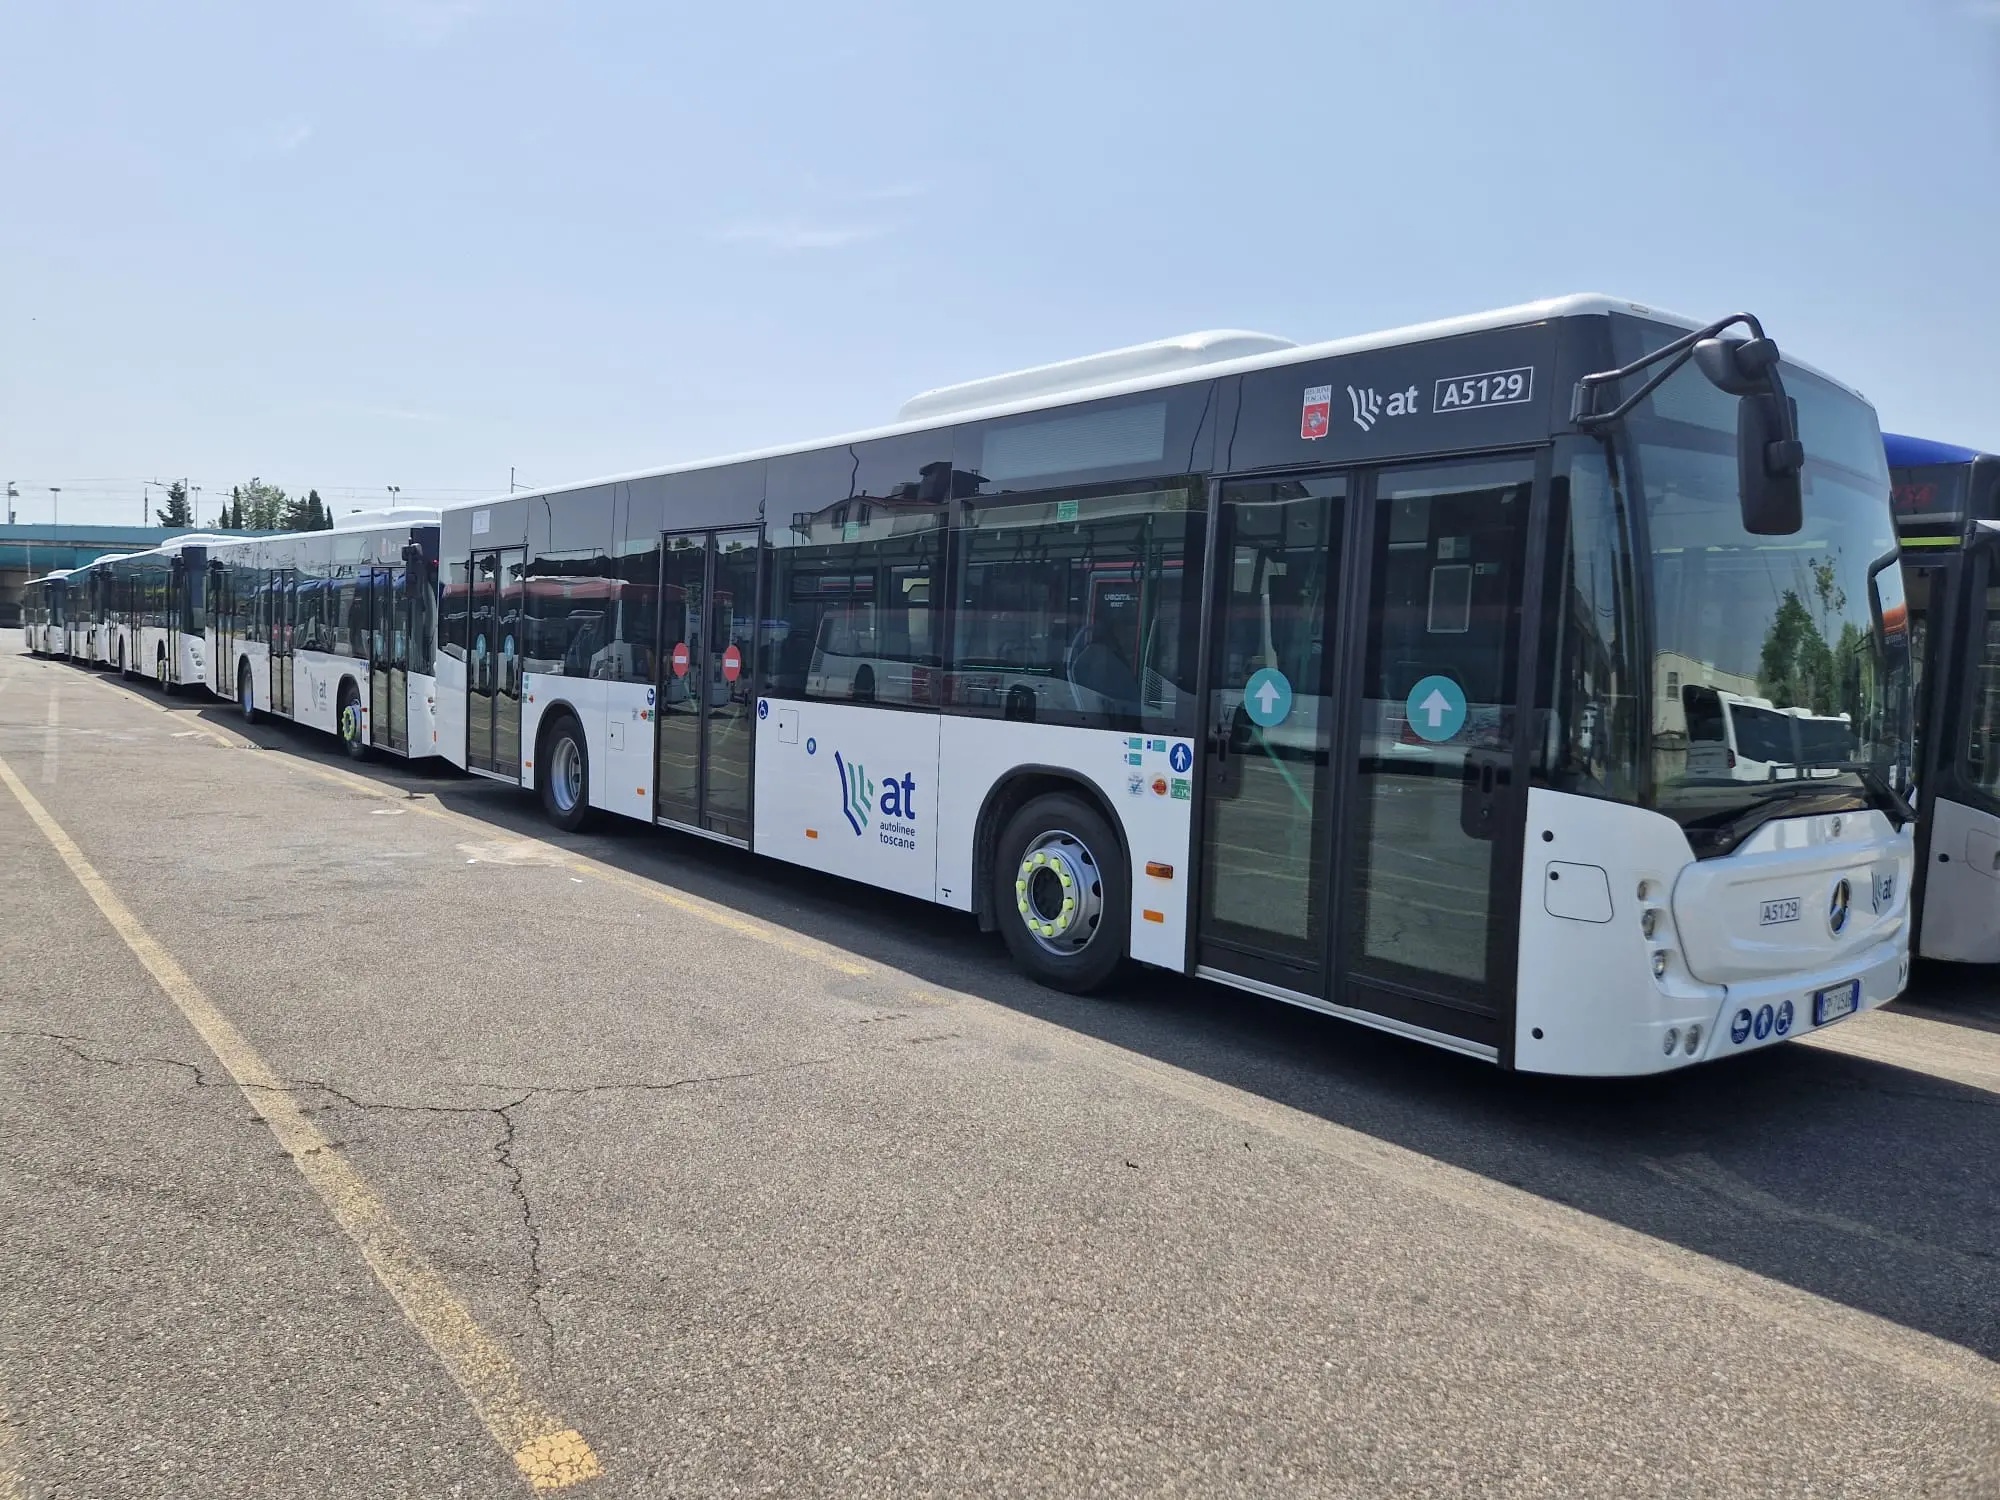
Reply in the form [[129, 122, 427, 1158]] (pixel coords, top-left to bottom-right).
[[1737, 391, 1804, 535], [1696, 336, 1804, 536]]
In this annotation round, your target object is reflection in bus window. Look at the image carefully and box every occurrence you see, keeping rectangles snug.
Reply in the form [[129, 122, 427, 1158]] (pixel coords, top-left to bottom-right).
[[949, 483, 1203, 734], [766, 506, 941, 708]]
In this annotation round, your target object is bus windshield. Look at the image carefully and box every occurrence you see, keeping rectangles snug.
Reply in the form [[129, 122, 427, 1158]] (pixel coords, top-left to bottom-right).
[[1548, 322, 1912, 856]]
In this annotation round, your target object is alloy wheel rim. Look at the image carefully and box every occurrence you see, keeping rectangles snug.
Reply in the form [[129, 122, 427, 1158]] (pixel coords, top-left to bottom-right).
[[1014, 829, 1105, 957]]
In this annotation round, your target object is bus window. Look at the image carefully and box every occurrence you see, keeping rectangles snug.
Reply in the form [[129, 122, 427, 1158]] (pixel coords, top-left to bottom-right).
[[767, 507, 942, 708], [949, 482, 1203, 733]]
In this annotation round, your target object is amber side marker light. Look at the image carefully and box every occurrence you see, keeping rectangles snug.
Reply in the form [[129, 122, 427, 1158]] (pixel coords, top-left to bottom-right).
[[1142, 909, 1165, 923], [1145, 861, 1174, 879]]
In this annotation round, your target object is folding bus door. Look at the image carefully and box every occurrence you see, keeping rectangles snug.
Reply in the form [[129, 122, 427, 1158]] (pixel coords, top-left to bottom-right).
[[655, 527, 763, 844], [367, 566, 409, 753], [1194, 454, 1538, 1057], [271, 570, 295, 717], [467, 548, 525, 777]]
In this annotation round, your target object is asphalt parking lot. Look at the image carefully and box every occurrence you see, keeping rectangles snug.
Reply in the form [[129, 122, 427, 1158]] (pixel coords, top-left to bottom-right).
[[3, 637, 1998, 1499]]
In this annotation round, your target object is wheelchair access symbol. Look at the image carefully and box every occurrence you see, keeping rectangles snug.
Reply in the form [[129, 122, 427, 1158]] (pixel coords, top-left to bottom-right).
[[1405, 674, 1467, 743]]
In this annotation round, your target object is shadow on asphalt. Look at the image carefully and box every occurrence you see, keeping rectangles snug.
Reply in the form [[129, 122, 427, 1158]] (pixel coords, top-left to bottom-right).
[[164, 688, 2000, 1367]]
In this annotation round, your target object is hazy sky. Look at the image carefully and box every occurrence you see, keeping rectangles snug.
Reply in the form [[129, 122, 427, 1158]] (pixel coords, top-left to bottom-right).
[[3, 0, 1996, 526]]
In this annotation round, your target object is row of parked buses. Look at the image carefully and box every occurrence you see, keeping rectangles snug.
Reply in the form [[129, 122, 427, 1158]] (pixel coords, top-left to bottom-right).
[[19, 294, 1984, 1075]]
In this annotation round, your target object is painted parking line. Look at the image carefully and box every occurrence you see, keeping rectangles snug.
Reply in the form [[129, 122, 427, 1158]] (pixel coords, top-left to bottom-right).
[[0, 753, 602, 1492]]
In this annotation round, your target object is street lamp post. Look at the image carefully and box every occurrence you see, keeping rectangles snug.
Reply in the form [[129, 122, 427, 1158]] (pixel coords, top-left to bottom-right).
[[387, 485, 401, 511], [50, 487, 60, 529], [5, 481, 16, 526]]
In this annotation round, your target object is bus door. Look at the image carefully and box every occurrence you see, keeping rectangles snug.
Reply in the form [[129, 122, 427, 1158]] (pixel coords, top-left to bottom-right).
[[209, 562, 229, 694], [1903, 549, 1966, 951], [271, 570, 295, 716], [655, 527, 762, 844], [368, 566, 409, 753], [1196, 454, 1537, 1057], [468, 548, 525, 777]]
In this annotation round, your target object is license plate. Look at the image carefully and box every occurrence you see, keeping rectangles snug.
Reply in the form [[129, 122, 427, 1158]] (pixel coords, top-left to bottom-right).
[[1813, 980, 1860, 1027]]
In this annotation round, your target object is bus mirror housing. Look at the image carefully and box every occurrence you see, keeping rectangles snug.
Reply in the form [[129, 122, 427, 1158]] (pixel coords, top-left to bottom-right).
[[1695, 335, 1804, 536]]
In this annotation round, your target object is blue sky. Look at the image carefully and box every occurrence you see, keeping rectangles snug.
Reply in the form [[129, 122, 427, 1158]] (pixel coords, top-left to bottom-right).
[[3, 0, 1996, 525]]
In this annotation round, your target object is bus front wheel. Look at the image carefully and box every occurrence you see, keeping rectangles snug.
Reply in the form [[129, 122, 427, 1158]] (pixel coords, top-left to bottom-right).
[[994, 792, 1128, 993], [539, 715, 593, 832], [238, 662, 259, 724]]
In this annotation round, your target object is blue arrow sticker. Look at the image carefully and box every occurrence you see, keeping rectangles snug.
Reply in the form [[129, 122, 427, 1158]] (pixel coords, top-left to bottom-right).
[[1243, 668, 1293, 728], [1405, 674, 1468, 743]]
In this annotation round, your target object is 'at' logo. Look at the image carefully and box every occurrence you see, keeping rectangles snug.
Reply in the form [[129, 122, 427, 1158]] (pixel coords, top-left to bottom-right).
[[1300, 384, 1332, 440], [1349, 383, 1422, 432], [836, 751, 874, 835]]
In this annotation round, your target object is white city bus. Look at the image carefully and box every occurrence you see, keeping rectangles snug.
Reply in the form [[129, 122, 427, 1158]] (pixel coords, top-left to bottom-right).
[[206, 509, 443, 759], [434, 295, 1914, 1076], [98, 535, 228, 691], [21, 570, 71, 656]]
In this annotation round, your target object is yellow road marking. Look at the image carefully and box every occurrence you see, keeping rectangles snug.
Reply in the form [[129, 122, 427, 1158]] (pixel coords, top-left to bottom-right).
[[0, 752, 602, 1491]]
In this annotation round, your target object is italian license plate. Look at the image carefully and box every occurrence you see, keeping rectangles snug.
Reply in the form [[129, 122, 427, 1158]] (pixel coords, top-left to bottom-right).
[[1813, 980, 1860, 1027]]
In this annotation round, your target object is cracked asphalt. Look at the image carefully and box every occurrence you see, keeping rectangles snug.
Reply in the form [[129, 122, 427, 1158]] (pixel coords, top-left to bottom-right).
[[3, 638, 2000, 1499]]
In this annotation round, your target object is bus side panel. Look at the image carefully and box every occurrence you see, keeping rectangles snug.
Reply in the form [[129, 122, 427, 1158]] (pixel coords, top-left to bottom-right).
[[1916, 795, 2000, 962], [408, 672, 439, 758], [295, 650, 359, 733], [935, 717, 1195, 971], [178, 630, 206, 689], [1513, 787, 1726, 1077], [435, 652, 468, 768], [519, 674, 606, 802], [599, 680, 655, 823], [753, 699, 941, 902]]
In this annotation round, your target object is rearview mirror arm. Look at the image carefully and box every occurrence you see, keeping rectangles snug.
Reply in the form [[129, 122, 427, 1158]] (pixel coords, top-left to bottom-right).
[[1571, 312, 1769, 430]]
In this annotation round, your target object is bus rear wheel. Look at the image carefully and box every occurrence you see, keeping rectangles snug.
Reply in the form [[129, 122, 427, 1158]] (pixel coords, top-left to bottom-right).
[[994, 792, 1128, 993], [156, 646, 175, 695], [539, 715, 592, 832], [238, 662, 259, 724], [337, 682, 368, 760]]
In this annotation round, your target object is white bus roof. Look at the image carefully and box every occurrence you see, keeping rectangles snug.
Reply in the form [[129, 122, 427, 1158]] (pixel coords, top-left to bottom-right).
[[439, 293, 1868, 519]]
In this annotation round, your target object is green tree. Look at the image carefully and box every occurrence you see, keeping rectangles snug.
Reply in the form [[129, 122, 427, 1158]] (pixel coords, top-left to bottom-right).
[[1759, 590, 1838, 715], [231, 477, 289, 530], [155, 480, 192, 528]]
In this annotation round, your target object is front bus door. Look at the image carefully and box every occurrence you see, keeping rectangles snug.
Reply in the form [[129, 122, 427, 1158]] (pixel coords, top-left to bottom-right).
[[467, 548, 525, 776], [654, 528, 763, 844], [368, 565, 409, 753], [1196, 454, 1537, 1059]]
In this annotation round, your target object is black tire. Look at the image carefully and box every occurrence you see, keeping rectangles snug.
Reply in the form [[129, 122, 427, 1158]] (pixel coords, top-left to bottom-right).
[[994, 792, 1129, 993], [156, 646, 176, 696], [237, 661, 260, 724], [337, 682, 368, 760], [539, 714, 593, 831]]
